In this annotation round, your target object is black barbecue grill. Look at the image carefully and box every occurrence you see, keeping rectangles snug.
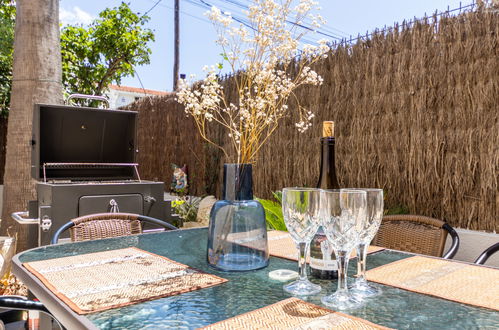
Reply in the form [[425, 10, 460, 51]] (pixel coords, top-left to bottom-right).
[[13, 98, 169, 247]]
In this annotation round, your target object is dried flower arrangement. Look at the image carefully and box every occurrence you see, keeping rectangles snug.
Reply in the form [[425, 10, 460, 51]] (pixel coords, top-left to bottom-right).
[[177, 0, 329, 164]]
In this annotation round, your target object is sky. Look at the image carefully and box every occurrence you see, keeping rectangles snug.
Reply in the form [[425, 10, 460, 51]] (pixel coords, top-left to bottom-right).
[[59, 0, 475, 92]]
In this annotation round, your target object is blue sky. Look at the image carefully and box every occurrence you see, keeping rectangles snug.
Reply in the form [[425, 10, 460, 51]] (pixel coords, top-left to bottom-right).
[[60, 0, 475, 92]]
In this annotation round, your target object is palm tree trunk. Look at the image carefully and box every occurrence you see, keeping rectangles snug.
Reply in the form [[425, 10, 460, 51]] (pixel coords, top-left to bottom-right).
[[0, 0, 62, 251]]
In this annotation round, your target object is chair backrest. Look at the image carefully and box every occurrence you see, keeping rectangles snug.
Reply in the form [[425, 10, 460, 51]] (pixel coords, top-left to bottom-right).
[[70, 213, 142, 242], [474, 242, 499, 265], [51, 213, 177, 244], [372, 215, 459, 258]]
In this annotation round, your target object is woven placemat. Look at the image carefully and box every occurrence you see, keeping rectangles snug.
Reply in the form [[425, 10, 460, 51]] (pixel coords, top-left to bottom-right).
[[366, 256, 499, 311], [267, 230, 384, 261], [23, 247, 227, 314], [202, 297, 391, 329]]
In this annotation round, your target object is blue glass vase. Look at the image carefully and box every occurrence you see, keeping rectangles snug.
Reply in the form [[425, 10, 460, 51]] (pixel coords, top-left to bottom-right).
[[207, 163, 269, 271]]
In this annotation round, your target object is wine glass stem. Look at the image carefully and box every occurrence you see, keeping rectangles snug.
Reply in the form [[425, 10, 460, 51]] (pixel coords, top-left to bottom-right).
[[298, 242, 308, 281], [356, 242, 368, 283], [336, 250, 350, 293]]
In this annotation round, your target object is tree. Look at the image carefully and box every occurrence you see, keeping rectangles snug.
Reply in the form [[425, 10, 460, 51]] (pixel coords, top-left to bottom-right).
[[0, 2, 155, 250], [0, 1, 15, 116], [61, 2, 154, 99], [0, 0, 63, 251], [0, 2, 155, 110]]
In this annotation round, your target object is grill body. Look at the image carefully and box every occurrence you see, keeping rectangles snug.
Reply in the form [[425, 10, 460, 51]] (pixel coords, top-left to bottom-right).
[[32, 181, 166, 246], [19, 103, 169, 248]]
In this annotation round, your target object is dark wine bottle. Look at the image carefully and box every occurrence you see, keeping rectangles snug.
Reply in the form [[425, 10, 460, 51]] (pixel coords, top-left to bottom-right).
[[310, 121, 339, 280], [316, 121, 340, 190]]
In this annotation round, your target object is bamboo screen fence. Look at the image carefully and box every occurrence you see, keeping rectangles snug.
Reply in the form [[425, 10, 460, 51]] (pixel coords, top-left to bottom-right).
[[134, 8, 498, 231]]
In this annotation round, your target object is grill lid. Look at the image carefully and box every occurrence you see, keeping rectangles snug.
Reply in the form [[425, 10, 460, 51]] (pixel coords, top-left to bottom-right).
[[31, 104, 138, 181]]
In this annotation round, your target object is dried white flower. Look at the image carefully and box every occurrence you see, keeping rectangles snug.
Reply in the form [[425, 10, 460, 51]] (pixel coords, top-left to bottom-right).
[[178, 0, 329, 163]]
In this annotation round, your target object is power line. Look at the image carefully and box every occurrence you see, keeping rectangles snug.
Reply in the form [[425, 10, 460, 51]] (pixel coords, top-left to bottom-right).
[[144, 0, 162, 16], [184, 0, 256, 31], [133, 68, 149, 96], [341, 1, 477, 46], [200, 0, 324, 45], [181, 10, 212, 25], [199, 0, 255, 30], [188, 0, 330, 44], [316, 25, 350, 38], [212, 0, 346, 40], [146, 0, 213, 24], [145, 0, 337, 45], [288, 20, 343, 41]]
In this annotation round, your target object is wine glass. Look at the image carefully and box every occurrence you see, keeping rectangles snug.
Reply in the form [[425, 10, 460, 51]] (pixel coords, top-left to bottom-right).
[[320, 189, 367, 309], [350, 188, 384, 297], [281, 188, 322, 296]]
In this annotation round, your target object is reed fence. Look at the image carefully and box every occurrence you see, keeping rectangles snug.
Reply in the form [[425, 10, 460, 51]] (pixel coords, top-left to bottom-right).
[[0, 3, 465, 234], [129, 7, 498, 232]]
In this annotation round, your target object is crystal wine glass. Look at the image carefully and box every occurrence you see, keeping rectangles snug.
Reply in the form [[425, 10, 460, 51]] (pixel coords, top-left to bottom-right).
[[281, 188, 322, 296], [320, 189, 367, 309], [350, 188, 384, 297]]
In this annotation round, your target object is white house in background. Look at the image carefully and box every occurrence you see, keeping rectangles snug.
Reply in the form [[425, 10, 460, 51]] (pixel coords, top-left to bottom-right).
[[107, 84, 169, 108]]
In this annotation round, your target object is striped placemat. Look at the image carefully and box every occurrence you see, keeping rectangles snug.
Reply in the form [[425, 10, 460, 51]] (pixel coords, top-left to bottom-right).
[[267, 230, 384, 261], [202, 297, 392, 329], [23, 247, 227, 314], [366, 256, 499, 311]]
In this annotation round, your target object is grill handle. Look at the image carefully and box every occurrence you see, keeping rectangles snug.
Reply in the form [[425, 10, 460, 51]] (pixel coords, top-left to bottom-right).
[[66, 94, 110, 108], [11, 211, 39, 225]]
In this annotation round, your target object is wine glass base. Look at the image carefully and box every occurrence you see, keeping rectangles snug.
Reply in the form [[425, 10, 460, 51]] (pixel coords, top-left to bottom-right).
[[349, 281, 382, 298], [321, 291, 364, 310], [283, 279, 322, 296]]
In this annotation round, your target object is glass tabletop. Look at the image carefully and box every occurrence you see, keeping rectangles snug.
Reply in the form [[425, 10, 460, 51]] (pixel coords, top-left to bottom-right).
[[18, 228, 499, 329]]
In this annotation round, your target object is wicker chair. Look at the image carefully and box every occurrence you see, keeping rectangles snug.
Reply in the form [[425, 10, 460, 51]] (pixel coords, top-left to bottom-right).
[[372, 215, 459, 259], [51, 213, 177, 244], [474, 242, 499, 265]]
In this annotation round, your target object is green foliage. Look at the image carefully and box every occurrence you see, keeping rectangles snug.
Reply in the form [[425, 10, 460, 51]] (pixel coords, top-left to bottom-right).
[[383, 191, 410, 215], [217, 52, 228, 69], [171, 197, 200, 227], [272, 191, 282, 204], [0, 1, 15, 116], [257, 191, 287, 231], [384, 204, 410, 215], [259, 189, 408, 229], [61, 2, 155, 103], [0, 1, 155, 111]]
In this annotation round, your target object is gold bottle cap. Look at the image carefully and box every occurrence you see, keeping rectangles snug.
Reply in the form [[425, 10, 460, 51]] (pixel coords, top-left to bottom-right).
[[322, 121, 334, 138]]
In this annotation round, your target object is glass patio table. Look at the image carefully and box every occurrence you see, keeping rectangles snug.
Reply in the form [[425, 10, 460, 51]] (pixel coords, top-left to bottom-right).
[[12, 227, 499, 329]]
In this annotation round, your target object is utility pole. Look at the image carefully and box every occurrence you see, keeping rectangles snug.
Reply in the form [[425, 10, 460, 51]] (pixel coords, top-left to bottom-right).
[[173, 0, 179, 91]]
